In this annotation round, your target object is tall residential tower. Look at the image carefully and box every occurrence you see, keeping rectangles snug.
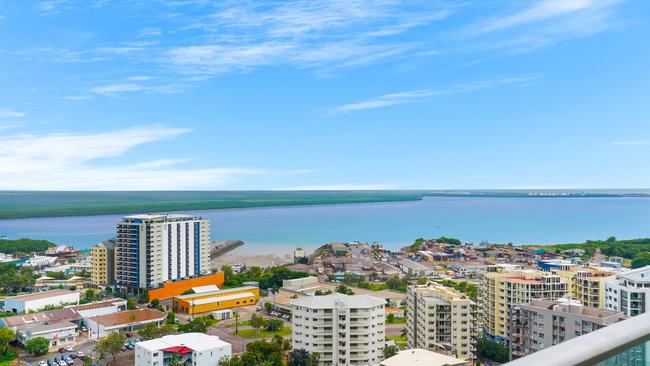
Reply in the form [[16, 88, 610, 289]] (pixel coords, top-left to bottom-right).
[[115, 214, 211, 289]]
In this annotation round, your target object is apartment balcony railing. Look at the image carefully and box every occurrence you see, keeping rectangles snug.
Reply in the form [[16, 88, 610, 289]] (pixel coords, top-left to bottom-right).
[[504, 311, 650, 366]]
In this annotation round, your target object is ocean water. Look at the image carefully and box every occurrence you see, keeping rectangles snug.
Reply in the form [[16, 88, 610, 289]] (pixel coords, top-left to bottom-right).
[[0, 196, 649, 254]]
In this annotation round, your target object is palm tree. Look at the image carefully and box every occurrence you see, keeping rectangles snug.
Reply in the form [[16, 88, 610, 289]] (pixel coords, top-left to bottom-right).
[[233, 311, 240, 335]]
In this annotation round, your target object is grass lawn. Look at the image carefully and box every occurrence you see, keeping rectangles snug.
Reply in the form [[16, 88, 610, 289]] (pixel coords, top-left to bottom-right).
[[227, 320, 250, 327], [386, 318, 406, 324], [386, 335, 407, 347], [235, 326, 292, 339]]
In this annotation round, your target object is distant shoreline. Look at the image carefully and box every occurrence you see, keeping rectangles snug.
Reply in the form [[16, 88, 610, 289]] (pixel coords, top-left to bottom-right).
[[0, 190, 649, 220]]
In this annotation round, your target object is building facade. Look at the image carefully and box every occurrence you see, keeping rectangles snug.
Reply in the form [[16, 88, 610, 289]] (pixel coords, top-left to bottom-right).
[[605, 266, 650, 316], [480, 266, 568, 344], [135, 333, 231, 366], [291, 293, 386, 366], [85, 308, 167, 339], [510, 299, 625, 359], [2, 289, 80, 314], [115, 214, 211, 289], [91, 239, 116, 287], [16, 321, 78, 351], [406, 283, 477, 360], [172, 286, 260, 315]]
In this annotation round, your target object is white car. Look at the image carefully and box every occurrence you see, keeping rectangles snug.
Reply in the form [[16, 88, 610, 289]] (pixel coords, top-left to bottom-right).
[[58, 360, 68, 366], [76, 351, 84, 358], [65, 346, 74, 352], [39, 361, 47, 366]]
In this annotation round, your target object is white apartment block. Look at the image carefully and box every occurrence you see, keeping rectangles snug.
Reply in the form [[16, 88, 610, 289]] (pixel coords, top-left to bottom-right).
[[115, 214, 211, 289], [135, 333, 231, 366], [291, 293, 386, 366], [605, 265, 650, 316], [406, 283, 477, 360]]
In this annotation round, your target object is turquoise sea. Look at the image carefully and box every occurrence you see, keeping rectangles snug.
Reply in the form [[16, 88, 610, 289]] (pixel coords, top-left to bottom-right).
[[0, 196, 649, 254]]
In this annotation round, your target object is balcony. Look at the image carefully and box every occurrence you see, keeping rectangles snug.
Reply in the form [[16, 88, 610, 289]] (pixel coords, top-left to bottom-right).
[[504, 311, 650, 366]]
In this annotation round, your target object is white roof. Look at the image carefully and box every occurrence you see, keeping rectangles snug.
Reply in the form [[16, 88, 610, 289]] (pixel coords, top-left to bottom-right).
[[190, 292, 255, 305], [124, 214, 197, 220], [192, 285, 220, 294], [137, 333, 230, 353], [617, 266, 650, 283], [381, 349, 467, 366], [291, 293, 385, 309]]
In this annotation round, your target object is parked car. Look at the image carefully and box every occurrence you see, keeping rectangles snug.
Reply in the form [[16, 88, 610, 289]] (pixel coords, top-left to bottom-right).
[[81, 326, 88, 332], [58, 348, 66, 353], [47, 360, 56, 366], [58, 360, 68, 366], [76, 351, 85, 358], [65, 346, 74, 352], [69, 354, 77, 359], [39, 361, 47, 366], [63, 355, 74, 364]]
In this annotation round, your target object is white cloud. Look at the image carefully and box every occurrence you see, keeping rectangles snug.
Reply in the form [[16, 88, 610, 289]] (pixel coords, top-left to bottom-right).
[[611, 140, 650, 146], [0, 109, 26, 118], [61, 95, 93, 101], [90, 83, 144, 96], [165, 1, 455, 75], [276, 184, 398, 191], [0, 126, 299, 190], [458, 0, 623, 52], [333, 76, 539, 113], [127, 76, 154, 81], [138, 27, 162, 37]]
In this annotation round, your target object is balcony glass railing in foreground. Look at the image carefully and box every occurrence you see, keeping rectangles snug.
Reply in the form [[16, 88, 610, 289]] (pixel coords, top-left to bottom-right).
[[504, 311, 650, 366]]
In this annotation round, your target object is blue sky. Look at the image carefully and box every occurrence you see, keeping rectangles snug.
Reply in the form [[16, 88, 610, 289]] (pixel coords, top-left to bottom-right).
[[0, 0, 648, 190]]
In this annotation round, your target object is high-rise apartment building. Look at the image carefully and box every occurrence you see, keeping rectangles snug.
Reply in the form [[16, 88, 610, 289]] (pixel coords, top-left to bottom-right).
[[406, 283, 477, 360], [291, 293, 386, 366], [551, 266, 616, 309], [480, 265, 569, 344], [605, 265, 650, 316], [91, 239, 116, 287], [115, 214, 210, 289], [511, 299, 624, 359]]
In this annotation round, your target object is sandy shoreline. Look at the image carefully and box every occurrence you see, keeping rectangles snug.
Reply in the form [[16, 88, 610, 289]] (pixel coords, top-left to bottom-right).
[[211, 252, 293, 270]]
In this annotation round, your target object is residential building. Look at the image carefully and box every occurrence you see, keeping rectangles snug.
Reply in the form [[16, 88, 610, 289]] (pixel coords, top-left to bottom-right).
[[85, 308, 166, 339], [291, 293, 386, 366], [510, 299, 625, 359], [551, 267, 616, 309], [115, 214, 210, 290], [480, 267, 568, 344], [406, 283, 477, 360], [381, 349, 469, 366], [91, 239, 116, 287], [605, 265, 650, 316], [16, 321, 78, 351], [2, 289, 80, 314], [172, 286, 260, 315], [135, 333, 231, 366]]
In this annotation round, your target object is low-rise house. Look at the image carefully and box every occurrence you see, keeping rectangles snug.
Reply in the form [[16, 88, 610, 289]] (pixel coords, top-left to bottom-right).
[[16, 321, 78, 351], [0, 308, 81, 331], [2, 289, 80, 314], [85, 308, 166, 339], [135, 333, 231, 366]]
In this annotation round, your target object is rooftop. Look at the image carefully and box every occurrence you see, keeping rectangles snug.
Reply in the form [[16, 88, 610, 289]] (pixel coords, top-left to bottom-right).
[[291, 293, 385, 309], [137, 333, 230, 353], [381, 349, 467, 366], [71, 298, 126, 312], [122, 214, 202, 221], [87, 308, 166, 327], [617, 265, 650, 283], [521, 299, 624, 320], [20, 320, 77, 334], [175, 286, 258, 300], [4, 289, 79, 302], [1, 308, 81, 327]]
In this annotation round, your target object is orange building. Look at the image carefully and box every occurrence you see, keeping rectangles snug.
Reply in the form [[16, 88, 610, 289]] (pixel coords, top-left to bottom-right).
[[149, 272, 225, 301]]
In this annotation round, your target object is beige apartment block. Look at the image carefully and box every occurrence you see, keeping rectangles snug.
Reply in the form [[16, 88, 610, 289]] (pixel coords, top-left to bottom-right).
[[91, 239, 116, 287], [406, 283, 477, 360], [480, 265, 569, 344]]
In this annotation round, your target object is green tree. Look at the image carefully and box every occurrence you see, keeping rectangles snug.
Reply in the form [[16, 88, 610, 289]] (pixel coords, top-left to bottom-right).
[[138, 289, 150, 304], [264, 301, 273, 313], [166, 311, 176, 325], [0, 327, 15, 355], [126, 298, 137, 310], [233, 311, 240, 334], [632, 252, 650, 269], [288, 348, 320, 366], [272, 334, 284, 346], [24, 337, 49, 357], [476, 337, 509, 363], [386, 313, 395, 324], [82, 356, 93, 366], [383, 345, 398, 359], [150, 299, 160, 308], [249, 315, 266, 337], [335, 283, 354, 295], [96, 332, 125, 365], [265, 318, 283, 332], [417, 276, 428, 285]]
